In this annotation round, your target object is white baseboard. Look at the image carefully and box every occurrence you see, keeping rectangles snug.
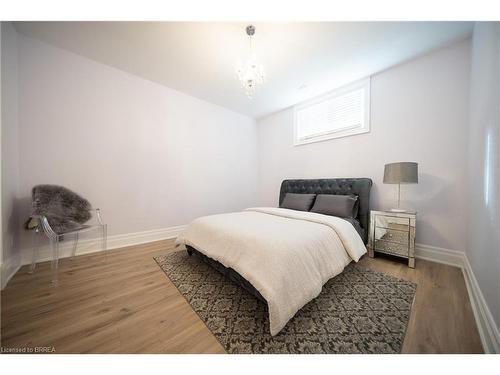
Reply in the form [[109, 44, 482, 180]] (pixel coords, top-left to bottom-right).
[[415, 243, 499, 353], [19, 225, 187, 266], [1, 256, 21, 290], [461, 256, 500, 353], [415, 243, 465, 268]]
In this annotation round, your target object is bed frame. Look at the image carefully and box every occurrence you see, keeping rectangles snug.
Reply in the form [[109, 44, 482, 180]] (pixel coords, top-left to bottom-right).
[[187, 178, 373, 303], [278, 178, 372, 243]]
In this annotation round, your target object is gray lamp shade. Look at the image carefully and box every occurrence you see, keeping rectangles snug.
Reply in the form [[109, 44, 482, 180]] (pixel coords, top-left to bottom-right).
[[383, 162, 418, 184]]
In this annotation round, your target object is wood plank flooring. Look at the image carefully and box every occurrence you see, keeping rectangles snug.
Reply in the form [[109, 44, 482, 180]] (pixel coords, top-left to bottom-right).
[[0, 239, 483, 353]]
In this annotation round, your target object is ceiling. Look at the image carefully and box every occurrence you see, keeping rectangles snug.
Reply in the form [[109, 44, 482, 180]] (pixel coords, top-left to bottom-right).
[[14, 22, 473, 118]]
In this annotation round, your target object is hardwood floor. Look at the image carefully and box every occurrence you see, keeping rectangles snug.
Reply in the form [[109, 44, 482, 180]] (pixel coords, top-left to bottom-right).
[[1, 239, 483, 353], [359, 253, 483, 353]]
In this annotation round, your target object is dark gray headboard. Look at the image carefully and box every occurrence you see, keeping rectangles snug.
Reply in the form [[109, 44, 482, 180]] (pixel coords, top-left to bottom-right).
[[279, 178, 373, 243]]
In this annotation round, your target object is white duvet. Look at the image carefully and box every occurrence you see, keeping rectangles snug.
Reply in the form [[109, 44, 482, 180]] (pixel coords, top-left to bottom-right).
[[175, 207, 367, 336]]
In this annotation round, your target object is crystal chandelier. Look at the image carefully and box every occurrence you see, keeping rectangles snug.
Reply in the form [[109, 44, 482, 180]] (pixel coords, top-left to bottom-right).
[[236, 25, 265, 98]]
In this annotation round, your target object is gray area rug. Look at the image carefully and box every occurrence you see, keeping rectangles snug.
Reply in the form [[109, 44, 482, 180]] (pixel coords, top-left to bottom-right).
[[154, 251, 416, 354]]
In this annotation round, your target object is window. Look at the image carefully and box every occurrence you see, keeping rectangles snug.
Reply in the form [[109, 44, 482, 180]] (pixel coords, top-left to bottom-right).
[[293, 77, 370, 145]]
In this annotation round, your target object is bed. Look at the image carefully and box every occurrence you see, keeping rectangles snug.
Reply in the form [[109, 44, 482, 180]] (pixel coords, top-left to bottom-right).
[[176, 178, 372, 335]]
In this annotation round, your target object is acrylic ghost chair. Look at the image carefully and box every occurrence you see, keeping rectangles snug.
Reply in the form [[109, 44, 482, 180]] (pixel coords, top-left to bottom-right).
[[28, 185, 107, 285]]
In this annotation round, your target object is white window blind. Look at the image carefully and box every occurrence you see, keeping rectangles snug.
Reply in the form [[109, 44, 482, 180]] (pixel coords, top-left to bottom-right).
[[294, 78, 370, 145]]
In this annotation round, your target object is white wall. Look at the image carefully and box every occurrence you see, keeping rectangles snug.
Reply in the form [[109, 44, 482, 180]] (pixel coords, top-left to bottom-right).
[[466, 22, 500, 333], [257, 40, 471, 251], [1, 22, 21, 288], [15, 34, 258, 252]]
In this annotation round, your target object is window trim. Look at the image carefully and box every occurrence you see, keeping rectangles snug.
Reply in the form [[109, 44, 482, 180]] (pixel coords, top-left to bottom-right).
[[293, 77, 371, 146]]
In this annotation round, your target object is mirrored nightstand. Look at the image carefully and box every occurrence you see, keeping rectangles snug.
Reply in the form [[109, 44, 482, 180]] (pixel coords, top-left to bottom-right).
[[368, 210, 416, 268]]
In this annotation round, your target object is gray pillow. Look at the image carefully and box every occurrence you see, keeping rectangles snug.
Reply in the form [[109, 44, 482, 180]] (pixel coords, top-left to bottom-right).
[[280, 193, 316, 211], [310, 194, 358, 218], [351, 194, 360, 218]]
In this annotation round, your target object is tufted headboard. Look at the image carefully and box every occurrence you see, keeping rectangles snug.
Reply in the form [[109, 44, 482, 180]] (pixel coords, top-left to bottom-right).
[[279, 178, 373, 243]]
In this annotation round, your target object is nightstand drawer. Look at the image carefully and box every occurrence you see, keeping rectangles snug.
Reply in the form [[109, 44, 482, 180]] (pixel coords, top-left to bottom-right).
[[375, 215, 409, 230], [374, 239, 409, 257], [374, 227, 409, 244]]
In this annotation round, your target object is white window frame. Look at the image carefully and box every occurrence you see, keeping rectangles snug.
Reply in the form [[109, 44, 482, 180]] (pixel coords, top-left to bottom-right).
[[293, 77, 371, 146]]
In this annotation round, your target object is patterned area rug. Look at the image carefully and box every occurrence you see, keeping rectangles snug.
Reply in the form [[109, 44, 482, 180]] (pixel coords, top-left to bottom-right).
[[154, 251, 416, 354]]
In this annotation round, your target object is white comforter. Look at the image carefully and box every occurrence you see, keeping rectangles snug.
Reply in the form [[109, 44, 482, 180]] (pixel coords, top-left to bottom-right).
[[175, 207, 367, 336]]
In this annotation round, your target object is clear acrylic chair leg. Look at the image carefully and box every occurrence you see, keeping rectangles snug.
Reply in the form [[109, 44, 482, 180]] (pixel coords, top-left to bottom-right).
[[29, 228, 40, 274], [50, 237, 60, 286], [71, 232, 79, 260], [102, 224, 108, 262]]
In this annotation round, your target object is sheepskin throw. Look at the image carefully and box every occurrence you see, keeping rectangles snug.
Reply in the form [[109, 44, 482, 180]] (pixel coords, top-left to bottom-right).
[[30, 185, 92, 234]]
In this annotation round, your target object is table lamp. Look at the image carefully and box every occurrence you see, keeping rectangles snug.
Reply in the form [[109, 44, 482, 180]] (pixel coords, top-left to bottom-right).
[[383, 162, 418, 212]]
